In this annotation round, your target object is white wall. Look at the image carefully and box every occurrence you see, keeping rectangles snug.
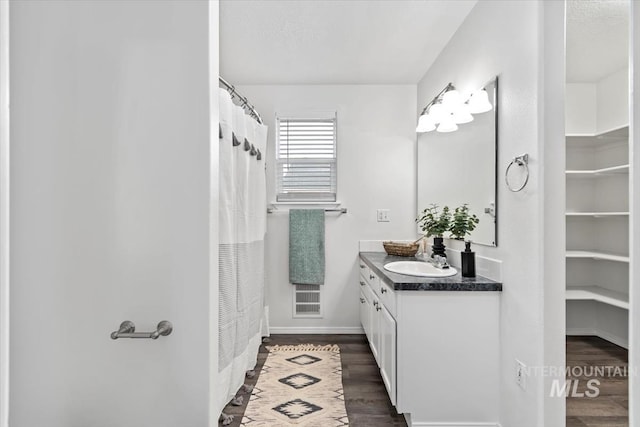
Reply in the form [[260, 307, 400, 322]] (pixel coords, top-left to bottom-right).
[[0, 1, 9, 426], [9, 2, 215, 426], [629, 2, 639, 424], [416, 1, 565, 426], [566, 83, 596, 135], [566, 67, 629, 135], [597, 68, 629, 133], [237, 85, 416, 332], [541, 3, 568, 424]]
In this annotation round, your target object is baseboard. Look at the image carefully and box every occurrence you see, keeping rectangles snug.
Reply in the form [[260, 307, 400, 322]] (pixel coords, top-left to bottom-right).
[[268, 326, 364, 334], [566, 328, 628, 349], [410, 423, 501, 427], [403, 414, 501, 427]]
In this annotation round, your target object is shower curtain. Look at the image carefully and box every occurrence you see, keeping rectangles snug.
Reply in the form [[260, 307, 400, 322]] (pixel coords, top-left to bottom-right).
[[216, 88, 267, 415]]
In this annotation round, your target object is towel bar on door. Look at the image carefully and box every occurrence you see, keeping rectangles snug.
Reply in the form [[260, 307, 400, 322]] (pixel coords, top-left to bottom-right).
[[110, 320, 173, 340]]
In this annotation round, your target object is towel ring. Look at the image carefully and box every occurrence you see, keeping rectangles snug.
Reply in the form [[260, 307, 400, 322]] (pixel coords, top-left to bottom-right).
[[505, 154, 529, 192]]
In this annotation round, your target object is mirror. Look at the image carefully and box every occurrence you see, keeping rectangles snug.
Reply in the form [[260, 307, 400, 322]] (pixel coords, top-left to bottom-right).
[[417, 77, 498, 246]]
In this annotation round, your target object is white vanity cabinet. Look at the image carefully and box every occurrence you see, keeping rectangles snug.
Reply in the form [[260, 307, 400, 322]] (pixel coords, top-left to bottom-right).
[[378, 302, 396, 406], [358, 289, 371, 341], [359, 261, 397, 404], [358, 254, 501, 427]]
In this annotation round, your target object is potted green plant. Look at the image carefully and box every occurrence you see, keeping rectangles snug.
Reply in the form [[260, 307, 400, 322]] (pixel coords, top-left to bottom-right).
[[416, 204, 451, 258], [449, 204, 480, 240], [449, 204, 480, 277]]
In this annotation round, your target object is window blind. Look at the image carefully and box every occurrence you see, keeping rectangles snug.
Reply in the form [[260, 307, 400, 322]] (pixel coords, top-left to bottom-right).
[[276, 115, 337, 202]]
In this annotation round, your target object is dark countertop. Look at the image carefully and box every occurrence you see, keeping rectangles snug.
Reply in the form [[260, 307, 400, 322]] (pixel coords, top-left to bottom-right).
[[359, 252, 502, 292]]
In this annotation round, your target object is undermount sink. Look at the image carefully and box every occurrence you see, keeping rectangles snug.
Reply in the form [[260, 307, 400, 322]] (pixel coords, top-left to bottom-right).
[[383, 261, 457, 278]]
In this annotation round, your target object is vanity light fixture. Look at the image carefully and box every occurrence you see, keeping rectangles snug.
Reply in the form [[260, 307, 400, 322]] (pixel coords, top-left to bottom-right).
[[436, 113, 458, 133], [416, 82, 493, 134], [467, 88, 493, 114], [416, 114, 436, 132], [452, 103, 474, 124], [426, 103, 446, 124]]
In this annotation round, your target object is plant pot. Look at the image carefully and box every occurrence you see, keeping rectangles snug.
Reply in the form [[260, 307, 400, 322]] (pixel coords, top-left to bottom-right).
[[431, 237, 446, 258]]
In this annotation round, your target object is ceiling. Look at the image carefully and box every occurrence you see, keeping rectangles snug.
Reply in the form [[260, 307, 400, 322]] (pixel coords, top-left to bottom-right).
[[219, 0, 477, 85], [566, 0, 629, 83]]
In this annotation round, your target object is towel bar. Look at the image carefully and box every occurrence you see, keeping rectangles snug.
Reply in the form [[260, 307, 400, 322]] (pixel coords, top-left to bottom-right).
[[267, 207, 347, 214], [110, 320, 173, 340]]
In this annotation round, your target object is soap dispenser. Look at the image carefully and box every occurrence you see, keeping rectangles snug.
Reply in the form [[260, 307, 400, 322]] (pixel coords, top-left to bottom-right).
[[461, 241, 476, 277]]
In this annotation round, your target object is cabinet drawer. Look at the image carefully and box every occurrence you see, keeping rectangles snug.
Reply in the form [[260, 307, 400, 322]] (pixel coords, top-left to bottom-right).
[[361, 278, 375, 302], [358, 260, 370, 283], [365, 269, 378, 288], [359, 274, 369, 290]]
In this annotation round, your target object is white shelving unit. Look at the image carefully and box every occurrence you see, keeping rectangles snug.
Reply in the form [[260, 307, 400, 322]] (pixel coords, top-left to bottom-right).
[[565, 124, 630, 348], [566, 212, 629, 217], [566, 164, 629, 176], [566, 250, 630, 263], [566, 286, 629, 310]]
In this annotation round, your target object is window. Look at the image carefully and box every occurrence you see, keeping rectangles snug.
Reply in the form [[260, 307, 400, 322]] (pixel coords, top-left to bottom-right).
[[276, 113, 337, 202]]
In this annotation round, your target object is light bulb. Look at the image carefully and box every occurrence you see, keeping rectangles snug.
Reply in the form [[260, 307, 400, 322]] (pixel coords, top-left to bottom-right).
[[436, 113, 458, 133], [453, 104, 474, 124], [442, 89, 463, 109], [468, 89, 493, 114], [427, 103, 446, 124], [416, 114, 436, 133]]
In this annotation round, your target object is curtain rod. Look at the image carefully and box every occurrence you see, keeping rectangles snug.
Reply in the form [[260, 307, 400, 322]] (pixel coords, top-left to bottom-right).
[[219, 76, 263, 124]]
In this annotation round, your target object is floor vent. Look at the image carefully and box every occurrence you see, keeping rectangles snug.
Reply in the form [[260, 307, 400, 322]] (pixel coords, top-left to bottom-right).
[[293, 284, 322, 318]]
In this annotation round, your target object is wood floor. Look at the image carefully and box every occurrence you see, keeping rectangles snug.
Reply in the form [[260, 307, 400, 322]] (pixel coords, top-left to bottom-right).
[[566, 336, 629, 427], [221, 334, 406, 426], [221, 334, 628, 426]]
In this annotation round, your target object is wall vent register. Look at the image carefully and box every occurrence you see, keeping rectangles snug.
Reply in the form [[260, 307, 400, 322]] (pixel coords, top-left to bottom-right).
[[293, 284, 322, 318], [276, 113, 337, 202]]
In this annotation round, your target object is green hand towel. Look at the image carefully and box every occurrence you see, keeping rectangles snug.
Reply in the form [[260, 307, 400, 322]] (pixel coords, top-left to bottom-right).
[[289, 209, 325, 285]]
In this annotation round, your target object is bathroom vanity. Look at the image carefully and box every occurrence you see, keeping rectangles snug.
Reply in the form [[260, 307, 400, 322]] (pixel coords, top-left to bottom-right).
[[358, 252, 502, 427]]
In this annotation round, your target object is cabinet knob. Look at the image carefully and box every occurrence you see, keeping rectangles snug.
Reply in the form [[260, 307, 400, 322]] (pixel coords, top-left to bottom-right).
[[369, 274, 375, 280], [380, 287, 387, 294], [360, 298, 365, 304], [376, 306, 382, 312], [373, 300, 378, 307], [359, 264, 366, 269], [359, 281, 366, 286]]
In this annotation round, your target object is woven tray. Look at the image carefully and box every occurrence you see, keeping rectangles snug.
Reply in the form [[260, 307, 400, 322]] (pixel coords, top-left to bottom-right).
[[383, 241, 419, 257]]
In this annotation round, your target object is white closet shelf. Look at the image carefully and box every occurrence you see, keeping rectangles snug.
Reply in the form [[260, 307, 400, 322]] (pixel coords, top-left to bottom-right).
[[566, 250, 630, 263], [565, 164, 629, 176], [566, 212, 629, 217], [565, 125, 629, 139], [566, 286, 629, 310]]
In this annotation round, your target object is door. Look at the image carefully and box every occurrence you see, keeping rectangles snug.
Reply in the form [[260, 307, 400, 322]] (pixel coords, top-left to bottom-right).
[[359, 290, 370, 339], [8, 2, 218, 426], [0, 2, 9, 425], [379, 304, 397, 406], [370, 297, 381, 366]]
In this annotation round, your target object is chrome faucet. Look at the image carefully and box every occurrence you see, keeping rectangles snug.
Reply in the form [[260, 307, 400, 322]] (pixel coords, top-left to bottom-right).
[[430, 255, 450, 269]]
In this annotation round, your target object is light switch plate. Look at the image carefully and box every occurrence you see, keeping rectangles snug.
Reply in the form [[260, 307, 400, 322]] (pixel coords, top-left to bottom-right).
[[516, 359, 527, 390], [377, 209, 390, 222]]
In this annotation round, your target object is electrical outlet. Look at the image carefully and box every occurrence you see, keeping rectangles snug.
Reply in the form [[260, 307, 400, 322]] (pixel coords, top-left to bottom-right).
[[377, 209, 390, 222], [515, 359, 527, 390]]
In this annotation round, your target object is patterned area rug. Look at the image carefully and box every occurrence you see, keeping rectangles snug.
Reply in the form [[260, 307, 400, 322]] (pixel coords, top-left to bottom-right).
[[240, 344, 349, 426]]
